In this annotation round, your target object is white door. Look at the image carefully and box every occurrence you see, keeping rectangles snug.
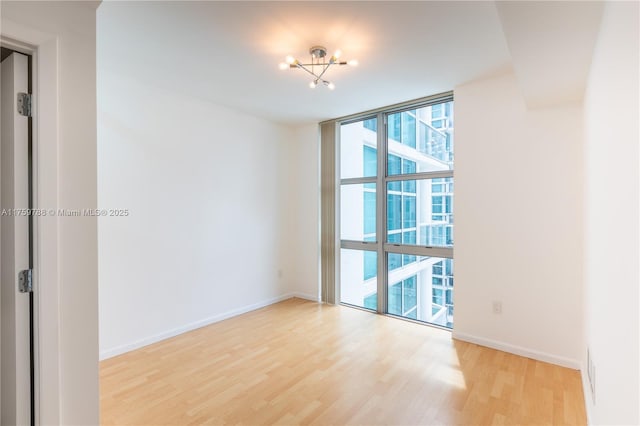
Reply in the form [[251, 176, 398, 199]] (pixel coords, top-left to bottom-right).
[[1, 51, 32, 426]]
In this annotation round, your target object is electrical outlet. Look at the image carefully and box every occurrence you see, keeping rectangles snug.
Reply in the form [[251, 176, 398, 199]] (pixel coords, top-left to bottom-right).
[[492, 301, 502, 314]]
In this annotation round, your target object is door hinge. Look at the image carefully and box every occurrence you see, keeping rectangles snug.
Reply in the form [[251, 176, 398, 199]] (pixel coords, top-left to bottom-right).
[[18, 269, 33, 293], [17, 92, 32, 117]]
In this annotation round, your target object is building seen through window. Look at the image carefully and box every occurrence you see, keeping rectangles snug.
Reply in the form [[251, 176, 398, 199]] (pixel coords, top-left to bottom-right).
[[340, 100, 454, 328]]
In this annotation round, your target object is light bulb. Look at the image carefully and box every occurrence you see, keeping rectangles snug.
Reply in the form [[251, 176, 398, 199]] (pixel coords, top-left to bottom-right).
[[278, 62, 288, 70], [285, 55, 295, 64], [334, 50, 342, 59], [348, 59, 359, 67], [309, 81, 317, 89], [327, 82, 335, 90]]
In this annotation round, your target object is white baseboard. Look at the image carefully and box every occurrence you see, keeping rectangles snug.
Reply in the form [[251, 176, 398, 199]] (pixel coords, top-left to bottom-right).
[[99, 293, 309, 360], [580, 363, 593, 425], [452, 331, 581, 370], [290, 292, 321, 302]]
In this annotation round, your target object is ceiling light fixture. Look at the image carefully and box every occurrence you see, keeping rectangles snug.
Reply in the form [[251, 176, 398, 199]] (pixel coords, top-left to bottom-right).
[[279, 46, 357, 90]]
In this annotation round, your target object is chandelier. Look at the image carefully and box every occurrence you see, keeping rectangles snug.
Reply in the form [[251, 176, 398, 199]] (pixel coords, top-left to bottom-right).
[[279, 46, 358, 90]]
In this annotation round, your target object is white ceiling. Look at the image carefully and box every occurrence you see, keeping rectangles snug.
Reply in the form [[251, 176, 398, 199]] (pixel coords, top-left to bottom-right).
[[496, 1, 604, 109], [97, 1, 602, 125]]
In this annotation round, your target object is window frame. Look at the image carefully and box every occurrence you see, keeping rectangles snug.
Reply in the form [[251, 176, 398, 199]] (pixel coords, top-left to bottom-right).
[[326, 91, 454, 329]]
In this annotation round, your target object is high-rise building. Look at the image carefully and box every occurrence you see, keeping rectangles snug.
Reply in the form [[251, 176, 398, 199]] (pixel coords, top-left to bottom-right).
[[340, 101, 454, 327]]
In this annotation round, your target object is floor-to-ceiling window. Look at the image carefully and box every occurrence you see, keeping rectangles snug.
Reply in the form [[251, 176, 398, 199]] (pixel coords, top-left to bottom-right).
[[339, 116, 379, 310], [338, 93, 454, 328]]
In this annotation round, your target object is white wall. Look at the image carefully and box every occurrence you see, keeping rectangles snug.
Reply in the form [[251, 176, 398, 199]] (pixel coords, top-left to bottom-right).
[[1, 1, 99, 424], [287, 124, 321, 301], [97, 67, 299, 357], [453, 70, 584, 367], [583, 2, 639, 424], [291, 72, 586, 367]]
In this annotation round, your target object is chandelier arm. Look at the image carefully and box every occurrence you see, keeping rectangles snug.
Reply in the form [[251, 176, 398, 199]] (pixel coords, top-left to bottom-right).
[[295, 63, 321, 80], [315, 62, 333, 81], [293, 62, 348, 67], [294, 63, 329, 67]]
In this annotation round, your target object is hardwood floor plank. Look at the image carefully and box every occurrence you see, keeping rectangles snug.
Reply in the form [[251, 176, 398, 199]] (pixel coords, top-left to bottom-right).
[[101, 298, 586, 425]]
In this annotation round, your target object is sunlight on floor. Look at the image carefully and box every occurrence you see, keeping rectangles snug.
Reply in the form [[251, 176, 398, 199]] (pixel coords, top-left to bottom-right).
[[437, 363, 467, 390]]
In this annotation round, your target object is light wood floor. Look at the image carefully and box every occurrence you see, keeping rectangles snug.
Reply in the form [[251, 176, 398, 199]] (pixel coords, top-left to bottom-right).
[[100, 298, 586, 425]]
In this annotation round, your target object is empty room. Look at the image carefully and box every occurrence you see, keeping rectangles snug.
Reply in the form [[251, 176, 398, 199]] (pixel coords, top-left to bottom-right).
[[0, 1, 638, 425]]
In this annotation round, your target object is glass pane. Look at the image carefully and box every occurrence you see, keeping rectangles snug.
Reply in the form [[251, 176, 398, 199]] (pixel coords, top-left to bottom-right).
[[388, 154, 401, 185], [341, 184, 376, 241], [388, 282, 402, 316], [364, 250, 377, 280], [363, 146, 377, 178], [431, 104, 442, 119], [403, 276, 417, 312], [364, 192, 376, 235], [402, 160, 416, 193], [340, 118, 377, 179], [341, 248, 377, 310], [388, 101, 454, 175], [388, 113, 401, 142], [387, 194, 401, 231], [388, 233, 402, 271], [401, 111, 416, 149], [402, 231, 416, 264], [386, 178, 454, 247], [403, 196, 416, 228], [363, 118, 377, 132], [387, 255, 454, 327]]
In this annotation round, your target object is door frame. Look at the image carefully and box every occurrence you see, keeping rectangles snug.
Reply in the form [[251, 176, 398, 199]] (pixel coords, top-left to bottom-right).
[[1, 47, 34, 426], [1, 25, 61, 425]]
